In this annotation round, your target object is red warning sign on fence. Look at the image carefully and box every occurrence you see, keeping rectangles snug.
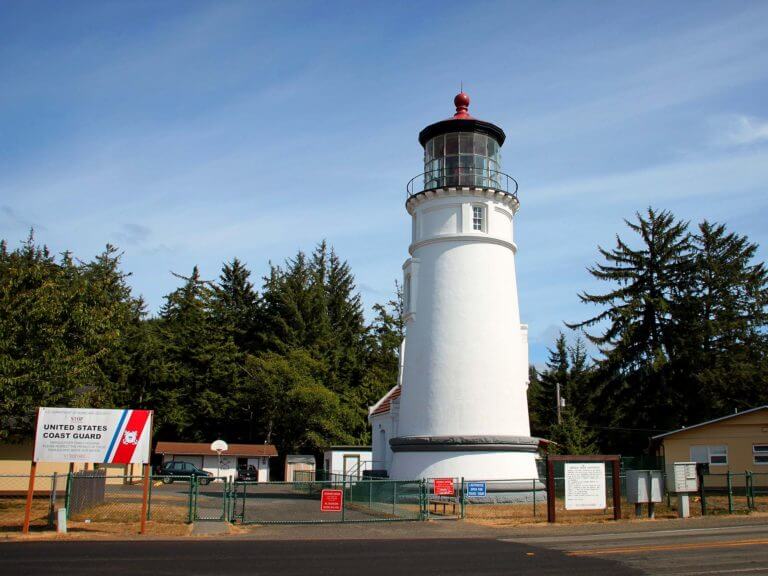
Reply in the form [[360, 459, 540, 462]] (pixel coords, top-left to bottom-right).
[[320, 489, 344, 512], [433, 478, 455, 496]]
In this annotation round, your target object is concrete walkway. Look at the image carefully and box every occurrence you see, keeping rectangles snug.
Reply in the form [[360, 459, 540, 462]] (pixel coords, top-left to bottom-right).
[[191, 522, 230, 536]]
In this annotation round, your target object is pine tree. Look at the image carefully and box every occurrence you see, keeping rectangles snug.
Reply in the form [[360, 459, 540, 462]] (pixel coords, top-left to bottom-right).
[[567, 208, 692, 446], [155, 267, 242, 441], [682, 221, 768, 417], [549, 408, 598, 455], [211, 258, 260, 352]]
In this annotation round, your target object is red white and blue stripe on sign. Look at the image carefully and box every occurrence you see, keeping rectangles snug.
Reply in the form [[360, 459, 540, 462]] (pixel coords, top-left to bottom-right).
[[104, 409, 151, 464]]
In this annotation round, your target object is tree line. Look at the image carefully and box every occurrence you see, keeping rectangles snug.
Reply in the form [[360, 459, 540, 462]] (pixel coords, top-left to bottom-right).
[[0, 235, 403, 460], [528, 208, 768, 454], [1, 206, 766, 460]]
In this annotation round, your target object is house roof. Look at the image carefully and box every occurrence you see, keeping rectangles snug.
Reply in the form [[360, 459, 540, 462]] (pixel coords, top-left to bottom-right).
[[370, 385, 401, 416], [651, 405, 768, 441], [155, 441, 278, 457]]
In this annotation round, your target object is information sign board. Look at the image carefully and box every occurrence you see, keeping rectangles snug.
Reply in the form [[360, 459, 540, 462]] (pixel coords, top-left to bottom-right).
[[565, 462, 606, 510], [465, 481, 487, 497], [320, 489, 343, 512], [33, 407, 152, 464], [433, 478, 455, 496]]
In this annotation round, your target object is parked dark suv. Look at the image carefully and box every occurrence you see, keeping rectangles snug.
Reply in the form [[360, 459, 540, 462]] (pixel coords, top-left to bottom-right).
[[236, 464, 258, 481], [157, 461, 213, 484]]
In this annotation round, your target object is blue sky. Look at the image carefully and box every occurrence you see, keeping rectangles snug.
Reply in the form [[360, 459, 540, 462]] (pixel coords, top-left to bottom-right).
[[2, 1, 767, 364]]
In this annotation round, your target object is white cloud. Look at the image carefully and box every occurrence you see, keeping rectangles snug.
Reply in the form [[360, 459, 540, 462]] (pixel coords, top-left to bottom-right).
[[722, 115, 768, 147]]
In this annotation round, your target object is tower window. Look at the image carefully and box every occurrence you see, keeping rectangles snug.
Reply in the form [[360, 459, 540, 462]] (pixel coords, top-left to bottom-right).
[[472, 206, 486, 232]]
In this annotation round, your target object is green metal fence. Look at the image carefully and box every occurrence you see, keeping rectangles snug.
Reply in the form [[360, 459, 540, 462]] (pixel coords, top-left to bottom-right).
[[700, 472, 768, 515], [234, 479, 425, 524]]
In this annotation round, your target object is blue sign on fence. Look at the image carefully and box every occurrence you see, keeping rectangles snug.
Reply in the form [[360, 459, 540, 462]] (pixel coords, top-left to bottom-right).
[[466, 481, 487, 497]]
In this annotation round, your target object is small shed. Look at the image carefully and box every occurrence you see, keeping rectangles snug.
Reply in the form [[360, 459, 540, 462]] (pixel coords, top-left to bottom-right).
[[652, 406, 768, 488], [323, 446, 372, 479], [285, 455, 316, 481], [155, 442, 277, 481]]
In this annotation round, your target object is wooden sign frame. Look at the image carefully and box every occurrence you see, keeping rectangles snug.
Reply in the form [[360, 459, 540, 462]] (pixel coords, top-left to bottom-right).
[[546, 454, 621, 523]]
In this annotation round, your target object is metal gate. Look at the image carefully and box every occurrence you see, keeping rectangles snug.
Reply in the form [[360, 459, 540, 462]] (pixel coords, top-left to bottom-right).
[[193, 477, 232, 521], [425, 477, 462, 519], [234, 479, 425, 524]]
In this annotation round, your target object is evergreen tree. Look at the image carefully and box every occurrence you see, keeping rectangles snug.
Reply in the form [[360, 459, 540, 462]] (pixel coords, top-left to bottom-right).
[[549, 408, 598, 455], [155, 267, 242, 440], [682, 221, 768, 417], [529, 332, 593, 440], [211, 258, 260, 352], [567, 208, 692, 448]]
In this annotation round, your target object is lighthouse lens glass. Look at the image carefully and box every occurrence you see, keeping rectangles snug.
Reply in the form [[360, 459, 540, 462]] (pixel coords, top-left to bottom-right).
[[445, 133, 459, 155], [422, 132, 503, 191]]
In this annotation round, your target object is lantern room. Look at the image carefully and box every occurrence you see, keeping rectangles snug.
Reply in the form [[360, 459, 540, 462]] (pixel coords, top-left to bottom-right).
[[410, 92, 513, 194]]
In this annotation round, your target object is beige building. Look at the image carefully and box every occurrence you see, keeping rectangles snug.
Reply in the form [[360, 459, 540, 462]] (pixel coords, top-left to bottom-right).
[[0, 440, 144, 492], [652, 405, 768, 488]]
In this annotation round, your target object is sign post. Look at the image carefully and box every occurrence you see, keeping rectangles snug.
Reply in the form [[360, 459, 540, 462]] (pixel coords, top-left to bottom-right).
[[22, 409, 40, 534]]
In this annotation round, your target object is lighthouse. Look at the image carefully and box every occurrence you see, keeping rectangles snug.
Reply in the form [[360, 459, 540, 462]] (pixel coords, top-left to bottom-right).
[[369, 93, 539, 481]]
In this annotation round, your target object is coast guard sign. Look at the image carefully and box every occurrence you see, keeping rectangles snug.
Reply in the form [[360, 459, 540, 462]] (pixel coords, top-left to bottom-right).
[[33, 407, 152, 464]]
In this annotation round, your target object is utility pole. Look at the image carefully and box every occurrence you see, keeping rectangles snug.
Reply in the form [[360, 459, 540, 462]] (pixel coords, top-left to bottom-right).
[[556, 382, 562, 425]]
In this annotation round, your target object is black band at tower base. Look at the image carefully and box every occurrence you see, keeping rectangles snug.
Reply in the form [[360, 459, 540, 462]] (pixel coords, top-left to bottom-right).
[[389, 435, 540, 453]]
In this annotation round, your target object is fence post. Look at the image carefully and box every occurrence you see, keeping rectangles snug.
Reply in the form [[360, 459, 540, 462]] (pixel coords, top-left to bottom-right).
[[532, 478, 536, 518], [369, 480, 372, 511], [459, 477, 465, 519], [187, 477, 195, 523], [727, 472, 733, 514], [392, 481, 397, 516], [700, 473, 707, 516], [546, 458, 555, 523], [146, 470, 153, 521], [746, 471, 754, 510], [64, 472, 72, 519], [341, 477, 346, 523]]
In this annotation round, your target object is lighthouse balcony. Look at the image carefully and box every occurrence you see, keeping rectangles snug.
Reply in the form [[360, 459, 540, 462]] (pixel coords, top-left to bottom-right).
[[407, 167, 518, 200]]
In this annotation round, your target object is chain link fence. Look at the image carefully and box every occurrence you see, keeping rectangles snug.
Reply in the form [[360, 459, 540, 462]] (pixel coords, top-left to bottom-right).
[[235, 479, 424, 524], [0, 474, 64, 532]]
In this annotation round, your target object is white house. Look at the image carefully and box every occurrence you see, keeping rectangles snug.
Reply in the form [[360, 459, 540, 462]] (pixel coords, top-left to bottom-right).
[[322, 446, 373, 478], [155, 441, 277, 481]]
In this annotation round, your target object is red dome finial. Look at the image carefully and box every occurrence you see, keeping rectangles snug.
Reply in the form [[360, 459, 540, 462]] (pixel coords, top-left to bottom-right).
[[453, 91, 471, 119]]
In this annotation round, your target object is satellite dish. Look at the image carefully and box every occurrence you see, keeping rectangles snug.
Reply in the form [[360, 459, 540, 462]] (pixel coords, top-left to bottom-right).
[[210, 440, 228, 453]]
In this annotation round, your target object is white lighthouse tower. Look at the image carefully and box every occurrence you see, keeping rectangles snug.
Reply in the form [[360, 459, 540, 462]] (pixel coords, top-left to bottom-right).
[[370, 92, 539, 481]]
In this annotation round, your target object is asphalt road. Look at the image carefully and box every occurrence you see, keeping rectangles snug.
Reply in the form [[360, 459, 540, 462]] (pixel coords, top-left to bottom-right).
[[0, 538, 640, 576], [3, 521, 768, 575], [511, 522, 768, 575]]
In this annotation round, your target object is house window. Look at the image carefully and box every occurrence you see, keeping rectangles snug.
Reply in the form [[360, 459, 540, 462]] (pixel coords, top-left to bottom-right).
[[472, 205, 485, 231], [690, 445, 728, 466], [754, 445, 768, 465]]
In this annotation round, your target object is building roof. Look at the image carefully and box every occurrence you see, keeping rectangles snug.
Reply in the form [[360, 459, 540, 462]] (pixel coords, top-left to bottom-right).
[[155, 441, 278, 457], [369, 385, 401, 416], [651, 405, 768, 441], [418, 92, 506, 147]]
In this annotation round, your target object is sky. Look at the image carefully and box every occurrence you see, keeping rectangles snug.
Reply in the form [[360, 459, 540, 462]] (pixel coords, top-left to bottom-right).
[[2, 1, 767, 364]]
